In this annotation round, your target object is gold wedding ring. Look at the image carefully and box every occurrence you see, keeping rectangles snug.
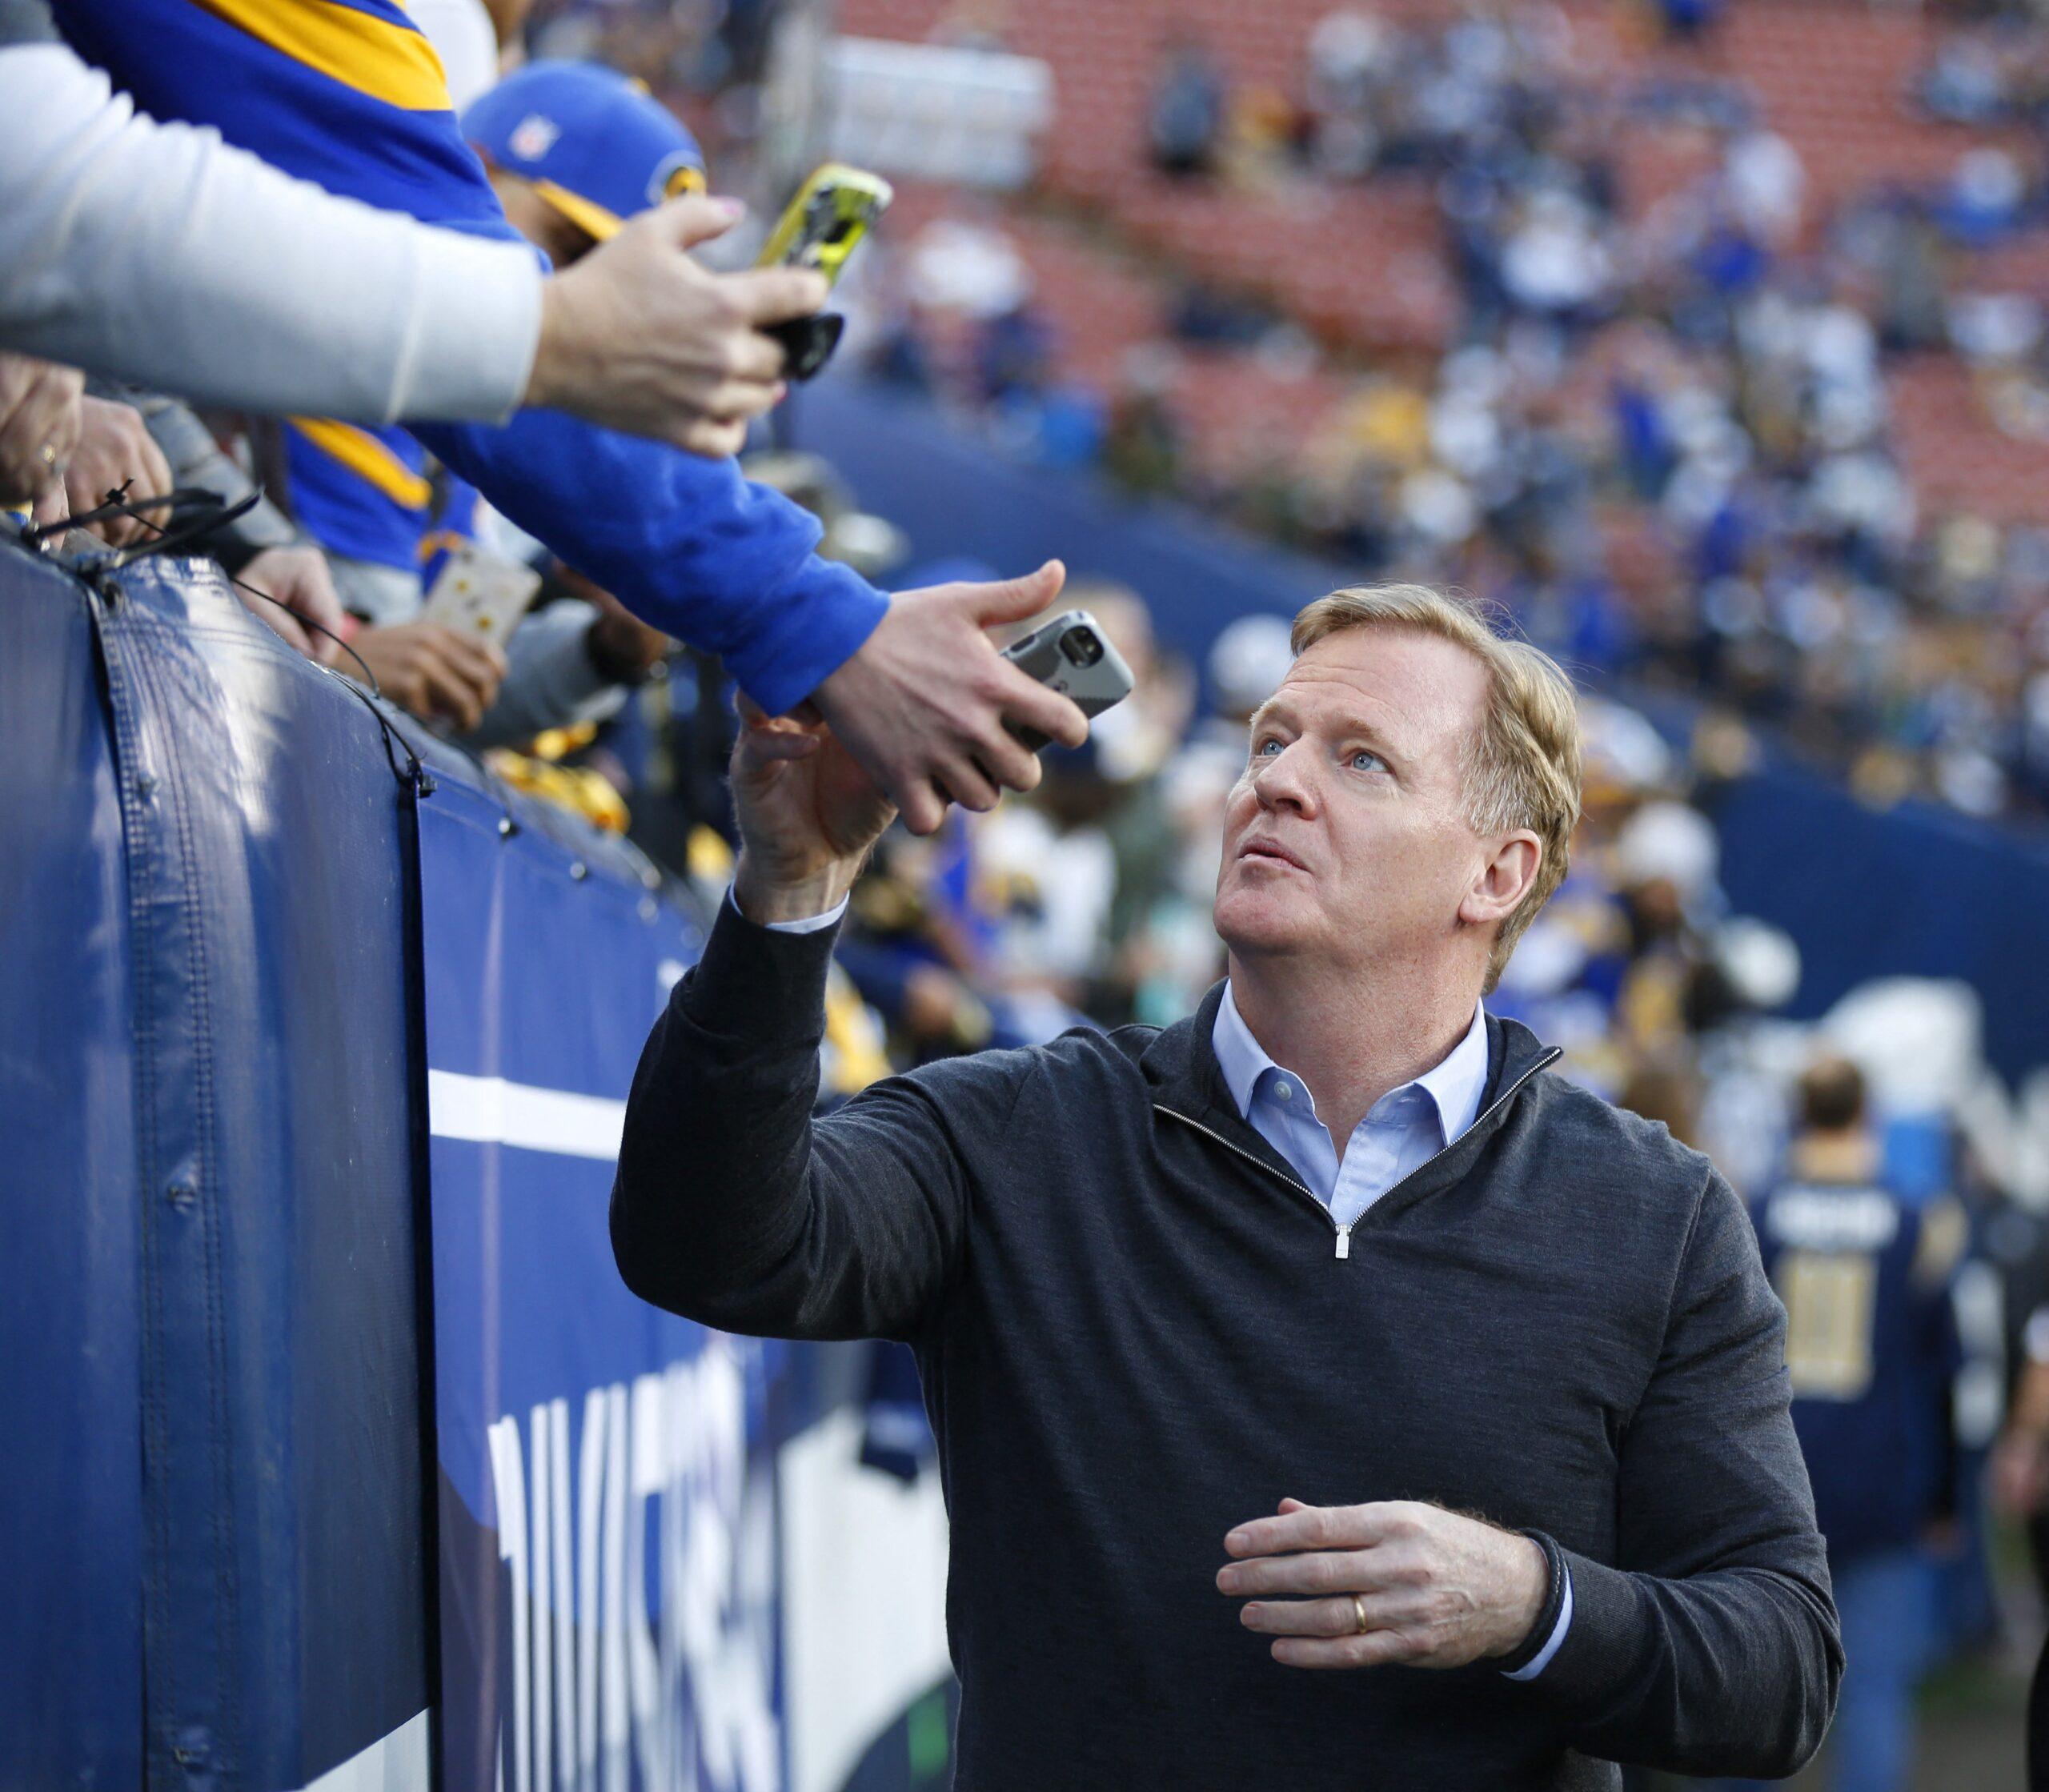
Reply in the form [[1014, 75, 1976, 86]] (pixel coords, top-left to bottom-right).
[[1351, 1594, 1370, 1635], [38, 443, 58, 470]]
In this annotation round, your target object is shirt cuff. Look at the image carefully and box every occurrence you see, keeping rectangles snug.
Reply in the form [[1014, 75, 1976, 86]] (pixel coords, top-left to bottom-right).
[[728, 885, 848, 935], [1501, 1568, 1573, 1682]]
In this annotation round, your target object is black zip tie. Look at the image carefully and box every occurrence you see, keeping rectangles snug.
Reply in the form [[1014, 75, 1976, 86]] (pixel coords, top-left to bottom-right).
[[423, 722, 520, 837], [107, 490, 262, 569], [18, 480, 181, 543]]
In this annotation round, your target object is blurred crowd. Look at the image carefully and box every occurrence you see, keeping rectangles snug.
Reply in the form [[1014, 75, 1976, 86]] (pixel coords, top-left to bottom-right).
[[835, 0, 2049, 829]]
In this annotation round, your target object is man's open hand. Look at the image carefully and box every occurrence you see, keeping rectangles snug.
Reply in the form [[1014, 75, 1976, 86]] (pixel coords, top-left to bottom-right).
[[811, 561, 1090, 836], [1217, 1497, 1546, 1670]]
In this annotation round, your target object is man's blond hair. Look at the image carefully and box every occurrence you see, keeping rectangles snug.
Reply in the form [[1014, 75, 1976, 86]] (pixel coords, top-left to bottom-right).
[[1289, 584, 1582, 993]]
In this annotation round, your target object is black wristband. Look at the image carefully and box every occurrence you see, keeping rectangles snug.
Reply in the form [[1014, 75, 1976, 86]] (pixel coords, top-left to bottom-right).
[[1494, 1528, 1567, 1676]]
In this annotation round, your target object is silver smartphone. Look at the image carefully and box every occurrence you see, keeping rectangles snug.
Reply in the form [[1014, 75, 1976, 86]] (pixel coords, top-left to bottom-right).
[[1000, 608, 1136, 751]]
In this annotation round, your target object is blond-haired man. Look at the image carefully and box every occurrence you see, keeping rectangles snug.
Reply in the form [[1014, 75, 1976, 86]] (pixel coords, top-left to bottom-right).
[[613, 585, 1841, 1788]]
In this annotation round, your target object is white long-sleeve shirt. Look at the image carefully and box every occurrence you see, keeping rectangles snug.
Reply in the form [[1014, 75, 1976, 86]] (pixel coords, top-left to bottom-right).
[[0, 40, 543, 422]]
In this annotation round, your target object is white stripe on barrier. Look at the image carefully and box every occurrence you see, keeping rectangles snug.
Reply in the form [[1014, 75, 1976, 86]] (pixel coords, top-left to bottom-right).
[[427, 1069, 627, 1161], [297, 1706, 431, 1792], [781, 1408, 952, 1792]]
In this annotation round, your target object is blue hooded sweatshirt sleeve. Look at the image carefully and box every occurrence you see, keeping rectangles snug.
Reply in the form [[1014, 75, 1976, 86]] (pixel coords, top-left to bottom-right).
[[412, 415, 886, 714], [54, 0, 889, 715]]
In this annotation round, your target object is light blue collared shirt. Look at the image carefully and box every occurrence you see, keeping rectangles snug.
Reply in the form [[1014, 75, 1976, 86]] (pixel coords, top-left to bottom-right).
[[1213, 981, 1491, 1233], [1210, 980, 1574, 1683]]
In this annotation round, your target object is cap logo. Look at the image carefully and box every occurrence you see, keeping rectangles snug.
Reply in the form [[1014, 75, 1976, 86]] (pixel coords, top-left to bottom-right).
[[650, 150, 707, 204], [509, 114, 560, 162]]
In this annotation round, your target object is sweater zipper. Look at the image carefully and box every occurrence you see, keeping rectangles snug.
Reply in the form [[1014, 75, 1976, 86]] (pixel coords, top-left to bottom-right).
[[1153, 1105, 1337, 1246], [1153, 1048, 1562, 1261]]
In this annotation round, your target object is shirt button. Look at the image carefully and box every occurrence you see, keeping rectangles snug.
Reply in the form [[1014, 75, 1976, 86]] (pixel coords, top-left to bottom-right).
[[1275, 1082, 1293, 1100]]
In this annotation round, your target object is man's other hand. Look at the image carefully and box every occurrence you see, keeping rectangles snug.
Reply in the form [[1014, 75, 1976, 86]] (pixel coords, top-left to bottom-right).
[[1217, 1497, 1547, 1670], [526, 194, 826, 458], [348, 620, 507, 734], [239, 545, 347, 666], [59, 398, 174, 546], [730, 696, 895, 924], [811, 560, 1092, 836]]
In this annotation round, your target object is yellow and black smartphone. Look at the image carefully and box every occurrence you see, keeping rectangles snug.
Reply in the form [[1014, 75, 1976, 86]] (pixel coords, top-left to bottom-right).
[[756, 163, 894, 380], [759, 162, 894, 287]]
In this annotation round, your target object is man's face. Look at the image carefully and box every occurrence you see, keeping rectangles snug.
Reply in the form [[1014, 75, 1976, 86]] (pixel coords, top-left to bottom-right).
[[1213, 626, 1496, 976]]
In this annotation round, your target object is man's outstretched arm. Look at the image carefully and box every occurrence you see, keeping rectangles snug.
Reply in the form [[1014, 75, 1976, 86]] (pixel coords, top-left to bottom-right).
[[611, 700, 1041, 1340]]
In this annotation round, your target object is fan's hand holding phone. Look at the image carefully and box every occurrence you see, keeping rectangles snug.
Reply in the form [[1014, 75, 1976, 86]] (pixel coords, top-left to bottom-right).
[[417, 545, 542, 646], [999, 610, 1136, 751], [756, 164, 893, 381]]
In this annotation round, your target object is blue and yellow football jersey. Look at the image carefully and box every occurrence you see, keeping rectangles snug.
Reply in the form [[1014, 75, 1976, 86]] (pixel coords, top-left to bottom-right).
[[1751, 1177, 1965, 1560], [55, 0, 507, 239]]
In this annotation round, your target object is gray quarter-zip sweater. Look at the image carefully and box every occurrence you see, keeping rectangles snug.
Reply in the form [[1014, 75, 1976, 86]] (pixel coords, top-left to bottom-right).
[[613, 904, 1840, 1789]]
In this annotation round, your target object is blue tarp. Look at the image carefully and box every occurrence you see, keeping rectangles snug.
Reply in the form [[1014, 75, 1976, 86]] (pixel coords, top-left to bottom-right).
[[1709, 768, 2049, 1084], [0, 543, 145, 1790], [1, 545, 431, 1787], [416, 774, 784, 1792], [0, 541, 788, 1790]]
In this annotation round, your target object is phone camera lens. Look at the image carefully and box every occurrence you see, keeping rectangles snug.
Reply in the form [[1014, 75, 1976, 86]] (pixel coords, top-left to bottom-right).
[[1059, 627, 1104, 668]]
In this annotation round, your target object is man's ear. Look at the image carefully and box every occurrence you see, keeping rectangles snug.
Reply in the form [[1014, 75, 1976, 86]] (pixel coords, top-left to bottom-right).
[[1458, 833, 1540, 930]]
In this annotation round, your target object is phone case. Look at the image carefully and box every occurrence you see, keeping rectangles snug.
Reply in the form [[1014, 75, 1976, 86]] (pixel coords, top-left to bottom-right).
[[756, 164, 895, 288], [418, 547, 542, 644], [763, 311, 845, 383], [1001, 608, 1136, 750]]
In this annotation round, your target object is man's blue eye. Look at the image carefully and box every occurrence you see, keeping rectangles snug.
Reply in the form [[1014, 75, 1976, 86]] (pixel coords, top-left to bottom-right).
[[1255, 739, 1281, 757], [1351, 751, 1384, 772]]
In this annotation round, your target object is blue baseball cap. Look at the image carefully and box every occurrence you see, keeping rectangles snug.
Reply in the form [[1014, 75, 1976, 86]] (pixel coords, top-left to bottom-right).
[[463, 60, 706, 243]]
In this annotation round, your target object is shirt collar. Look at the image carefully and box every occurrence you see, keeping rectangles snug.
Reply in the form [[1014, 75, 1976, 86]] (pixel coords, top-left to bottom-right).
[[1213, 980, 1491, 1147]]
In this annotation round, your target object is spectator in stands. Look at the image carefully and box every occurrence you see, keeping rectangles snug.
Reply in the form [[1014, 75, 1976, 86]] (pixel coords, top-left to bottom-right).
[[287, 59, 715, 623], [58, 1, 1091, 835], [1149, 31, 1225, 177], [0, 0, 812, 454], [1302, 10, 1391, 178], [1995, 1330, 2049, 1790], [1735, 1054, 1967, 1792], [285, 62, 717, 739], [616, 582, 1839, 1786], [1658, 0, 1723, 44]]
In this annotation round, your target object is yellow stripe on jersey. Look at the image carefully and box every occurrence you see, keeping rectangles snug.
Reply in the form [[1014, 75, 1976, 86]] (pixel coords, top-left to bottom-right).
[[289, 417, 435, 509], [190, 0, 451, 110]]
